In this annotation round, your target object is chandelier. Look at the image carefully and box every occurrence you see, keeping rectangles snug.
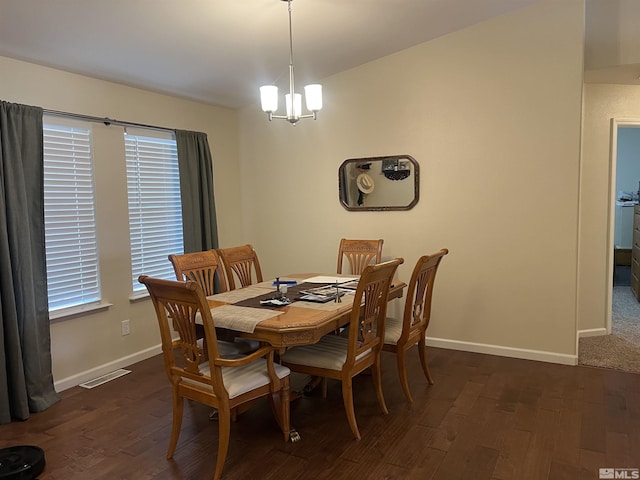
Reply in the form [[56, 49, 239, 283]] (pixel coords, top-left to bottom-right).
[[259, 0, 322, 125]]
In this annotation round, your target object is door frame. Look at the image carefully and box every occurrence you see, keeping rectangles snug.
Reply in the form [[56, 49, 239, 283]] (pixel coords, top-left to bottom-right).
[[607, 118, 640, 333]]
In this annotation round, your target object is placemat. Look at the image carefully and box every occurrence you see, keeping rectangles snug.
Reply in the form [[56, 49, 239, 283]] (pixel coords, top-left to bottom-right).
[[207, 285, 273, 304], [209, 305, 284, 333]]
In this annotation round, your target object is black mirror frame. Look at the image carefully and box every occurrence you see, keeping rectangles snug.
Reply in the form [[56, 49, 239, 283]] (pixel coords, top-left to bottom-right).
[[338, 155, 419, 211]]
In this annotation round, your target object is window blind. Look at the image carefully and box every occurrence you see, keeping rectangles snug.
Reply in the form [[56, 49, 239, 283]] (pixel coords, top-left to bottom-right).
[[125, 128, 183, 293], [43, 122, 101, 312]]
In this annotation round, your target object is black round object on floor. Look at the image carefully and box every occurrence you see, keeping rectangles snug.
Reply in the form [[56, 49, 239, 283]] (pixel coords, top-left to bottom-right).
[[0, 446, 45, 479]]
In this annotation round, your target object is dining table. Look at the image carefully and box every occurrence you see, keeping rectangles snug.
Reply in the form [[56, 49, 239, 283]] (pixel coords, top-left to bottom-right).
[[205, 273, 406, 440], [206, 273, 406, 349]]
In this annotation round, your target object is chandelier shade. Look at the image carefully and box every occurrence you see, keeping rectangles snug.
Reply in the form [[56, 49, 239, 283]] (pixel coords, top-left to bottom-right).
[[304, 84, 323, 111], [260, 85, 279, 113], [260, 0, 322, 125]]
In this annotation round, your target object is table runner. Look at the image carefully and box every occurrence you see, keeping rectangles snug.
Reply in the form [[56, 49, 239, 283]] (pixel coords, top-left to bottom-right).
[[233, 282, 351, 309]]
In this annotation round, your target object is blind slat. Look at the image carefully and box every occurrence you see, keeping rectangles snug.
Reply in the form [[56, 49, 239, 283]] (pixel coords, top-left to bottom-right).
[[43, 122, 101, 311], [126, 132, 183, 292]]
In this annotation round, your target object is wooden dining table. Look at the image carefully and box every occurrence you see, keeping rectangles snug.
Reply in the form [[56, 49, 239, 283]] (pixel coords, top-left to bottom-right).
[[206, 273, 406, 436], [207, 273, 406, 349]]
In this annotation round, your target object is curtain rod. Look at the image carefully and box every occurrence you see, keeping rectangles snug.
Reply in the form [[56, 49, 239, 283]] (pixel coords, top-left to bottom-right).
[[43, 109, 174, 133]]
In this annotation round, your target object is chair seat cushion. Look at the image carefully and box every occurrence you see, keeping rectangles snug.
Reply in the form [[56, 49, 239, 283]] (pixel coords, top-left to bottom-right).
[[280, 334, 370, 371], [183, 358, 290, 399], [384, 316, 403, 345]]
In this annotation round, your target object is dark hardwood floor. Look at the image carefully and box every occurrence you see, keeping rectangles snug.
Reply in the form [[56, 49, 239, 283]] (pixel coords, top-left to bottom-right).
[[1, 347, 639, 479]]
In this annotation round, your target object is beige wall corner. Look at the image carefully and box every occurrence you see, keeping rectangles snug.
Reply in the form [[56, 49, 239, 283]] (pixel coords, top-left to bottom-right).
[[239, 0, 585, 358]]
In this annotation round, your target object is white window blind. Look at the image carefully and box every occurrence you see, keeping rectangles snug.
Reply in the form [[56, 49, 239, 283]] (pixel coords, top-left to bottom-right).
[[43, 121, 101, 312], [125, 128, 183, 294]]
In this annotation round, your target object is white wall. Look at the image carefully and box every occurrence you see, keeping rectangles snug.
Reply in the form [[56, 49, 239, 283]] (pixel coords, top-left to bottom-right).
[[615, 127, 640, 194], [238, 0, 585, 364], [0, 56, 244, 389], [612, 128, 640, 249]]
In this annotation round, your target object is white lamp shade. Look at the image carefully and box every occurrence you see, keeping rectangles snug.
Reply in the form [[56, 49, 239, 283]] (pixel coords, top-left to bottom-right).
[[285, 93, 302, 118], [260, 85, 278, 113], [304, 84, 323, 112]]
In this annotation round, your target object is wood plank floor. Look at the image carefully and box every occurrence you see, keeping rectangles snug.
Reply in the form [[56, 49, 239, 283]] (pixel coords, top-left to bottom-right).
[[1, 347, 639, 479]]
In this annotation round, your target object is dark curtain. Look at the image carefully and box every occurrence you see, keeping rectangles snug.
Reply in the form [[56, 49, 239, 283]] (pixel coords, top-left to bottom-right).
[[174, 130, 219, 253], [0, 101, 59, 424]]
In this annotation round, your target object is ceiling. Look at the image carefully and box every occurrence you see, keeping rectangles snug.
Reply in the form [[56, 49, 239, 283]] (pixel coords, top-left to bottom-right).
[[1, 0, 638, 109], [0, 0, 539, 108]]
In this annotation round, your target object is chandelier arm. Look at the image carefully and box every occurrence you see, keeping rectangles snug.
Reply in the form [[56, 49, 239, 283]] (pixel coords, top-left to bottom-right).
[[270, 113, 315, 120]]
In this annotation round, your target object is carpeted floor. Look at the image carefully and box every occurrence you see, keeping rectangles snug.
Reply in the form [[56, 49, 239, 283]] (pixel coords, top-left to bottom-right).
[[579, 283, 640, 374]]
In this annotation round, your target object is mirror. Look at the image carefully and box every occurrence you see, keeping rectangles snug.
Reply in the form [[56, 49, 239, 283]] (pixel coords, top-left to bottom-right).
[[338, 155, 419, 211]]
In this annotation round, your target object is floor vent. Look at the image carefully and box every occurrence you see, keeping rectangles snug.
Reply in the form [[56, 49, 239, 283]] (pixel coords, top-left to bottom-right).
[[79, 369, 131, 389]]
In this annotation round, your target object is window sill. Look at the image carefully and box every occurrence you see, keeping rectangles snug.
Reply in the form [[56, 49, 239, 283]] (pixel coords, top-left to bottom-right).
[[50, 302, 113, 322], [129, 291, 150, 303]]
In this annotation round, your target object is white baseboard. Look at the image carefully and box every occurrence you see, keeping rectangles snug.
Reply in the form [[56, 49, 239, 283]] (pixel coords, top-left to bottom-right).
[[54, 335, 582, 392], [426, 337, 578, 366], [577, 328, 608, 338], [54, 344, 162, 392]]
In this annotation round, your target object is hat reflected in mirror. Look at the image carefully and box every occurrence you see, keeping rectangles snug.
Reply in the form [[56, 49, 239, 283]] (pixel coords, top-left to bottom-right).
[[356, 173, 375, 194]]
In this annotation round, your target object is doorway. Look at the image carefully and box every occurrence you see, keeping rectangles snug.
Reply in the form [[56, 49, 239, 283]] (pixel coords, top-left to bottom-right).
[[579, 120, 640, 374], [612, 125, 640, 291], [612, 122, 640, 336]]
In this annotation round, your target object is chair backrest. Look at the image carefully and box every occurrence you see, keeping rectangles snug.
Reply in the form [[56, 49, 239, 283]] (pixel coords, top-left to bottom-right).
[[400, 249, 448, 343], [168, 250, 228, 296], [217, 244, 263, 290], [337, 238, 384, 275], [138, 275, 227, 399], [345, 258, 403, 366]]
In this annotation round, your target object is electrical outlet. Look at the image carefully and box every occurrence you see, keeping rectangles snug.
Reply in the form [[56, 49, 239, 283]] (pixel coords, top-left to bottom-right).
[[121, 319, 131, 336]]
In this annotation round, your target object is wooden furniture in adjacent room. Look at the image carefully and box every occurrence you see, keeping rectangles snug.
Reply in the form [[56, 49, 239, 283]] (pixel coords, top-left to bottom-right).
[[336, 238, 384, 274], [139, 275, 292, 480], [280, 259, 403, 440], [382, 248, 448, 403], [217, 244, 264, 290], [632, 205, 640, 300]]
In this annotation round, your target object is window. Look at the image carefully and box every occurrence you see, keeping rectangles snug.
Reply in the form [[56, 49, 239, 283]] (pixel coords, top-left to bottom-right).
[[43, 119, 101, 314], [125, 128, 183, 295]]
